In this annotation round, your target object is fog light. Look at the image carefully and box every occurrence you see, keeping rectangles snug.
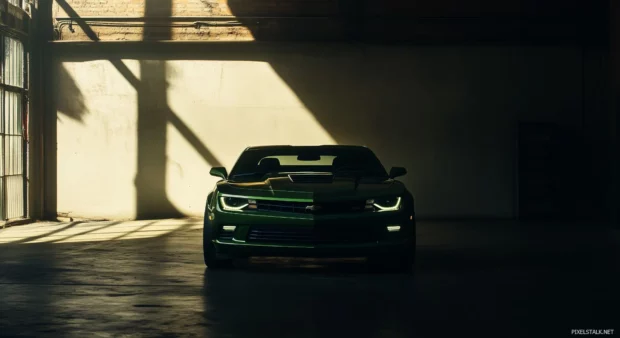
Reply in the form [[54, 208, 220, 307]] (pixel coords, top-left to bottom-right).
[[222, 225, 236, 232], [387, 225, 401, 232]]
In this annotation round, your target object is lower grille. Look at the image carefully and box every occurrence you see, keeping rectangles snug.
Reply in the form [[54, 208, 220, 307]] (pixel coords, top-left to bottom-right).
[[248, 226, 377, 244], [248, 228, 314, 243], [218, 232, 234, 241]]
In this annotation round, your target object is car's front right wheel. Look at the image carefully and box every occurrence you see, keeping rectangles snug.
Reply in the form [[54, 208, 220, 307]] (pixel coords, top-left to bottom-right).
[[368, 250, 415, 273]]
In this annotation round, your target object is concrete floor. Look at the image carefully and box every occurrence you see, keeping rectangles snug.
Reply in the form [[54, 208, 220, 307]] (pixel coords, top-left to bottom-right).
[[0, 219, 618, 338]]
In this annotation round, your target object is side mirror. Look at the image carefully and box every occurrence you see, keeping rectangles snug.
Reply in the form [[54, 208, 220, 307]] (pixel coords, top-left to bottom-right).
[[389, 167, 407, 179], [210, 167, 228, 180]]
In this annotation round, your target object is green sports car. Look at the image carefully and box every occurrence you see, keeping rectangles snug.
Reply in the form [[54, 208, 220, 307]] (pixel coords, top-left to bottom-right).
[[203, 145, 416, 272]]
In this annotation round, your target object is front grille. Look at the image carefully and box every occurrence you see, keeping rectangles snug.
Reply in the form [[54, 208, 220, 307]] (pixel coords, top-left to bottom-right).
[[255, 200, 310, 214], [247, 226, 377, 244], [254, 200, 369, 215], [314, 201, 368, 214]]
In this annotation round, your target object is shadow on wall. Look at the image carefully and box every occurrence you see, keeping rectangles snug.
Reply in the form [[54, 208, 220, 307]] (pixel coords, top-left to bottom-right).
[[52, 1, 584, 220], [55, 64, 87, 122], [134, 0, 178, 219], [246, 46, 582, 218], [134, 59, 184, 219]]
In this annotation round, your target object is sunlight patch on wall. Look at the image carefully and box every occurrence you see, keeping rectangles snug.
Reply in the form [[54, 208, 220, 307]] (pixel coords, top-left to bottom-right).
[[56, 59, 338, 219], [165, 60, 336, 158], [56, 61, 141, 220], [165, 60, 335, 216], [165, 123, 212, 216]]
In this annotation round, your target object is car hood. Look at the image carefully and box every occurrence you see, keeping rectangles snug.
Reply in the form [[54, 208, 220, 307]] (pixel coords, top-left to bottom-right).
[[217, 176, 405, 202]]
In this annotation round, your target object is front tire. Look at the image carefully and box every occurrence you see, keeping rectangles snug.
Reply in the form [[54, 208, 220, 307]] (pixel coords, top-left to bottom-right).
[[203, 238, 234, 269], [202, 210, 233, 269]]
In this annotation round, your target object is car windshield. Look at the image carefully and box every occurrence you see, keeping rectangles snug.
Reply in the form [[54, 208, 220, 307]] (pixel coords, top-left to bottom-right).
[[228, 146, 388, 182]]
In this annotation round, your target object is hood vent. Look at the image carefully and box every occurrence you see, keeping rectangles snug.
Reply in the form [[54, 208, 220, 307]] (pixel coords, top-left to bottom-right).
[[288, 174, 334, 184]]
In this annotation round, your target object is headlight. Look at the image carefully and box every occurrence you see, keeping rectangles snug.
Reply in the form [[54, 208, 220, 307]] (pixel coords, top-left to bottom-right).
[[219, 196, 251, 211], [366, 197, 402, 212]]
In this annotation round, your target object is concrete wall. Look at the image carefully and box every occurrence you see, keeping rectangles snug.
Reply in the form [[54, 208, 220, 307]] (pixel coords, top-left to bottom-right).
[[46, 0, 603, 220], [53, 44, 583, 220]]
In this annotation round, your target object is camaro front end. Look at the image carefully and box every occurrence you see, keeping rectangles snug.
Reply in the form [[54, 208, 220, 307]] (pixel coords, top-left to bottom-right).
[[208, 195, 414, 257], [202, 145, 416, 272]]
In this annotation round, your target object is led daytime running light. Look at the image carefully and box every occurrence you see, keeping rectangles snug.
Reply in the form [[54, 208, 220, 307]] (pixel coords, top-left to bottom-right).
[[373, 197, 402, 212], [219, 197, 249, 211]]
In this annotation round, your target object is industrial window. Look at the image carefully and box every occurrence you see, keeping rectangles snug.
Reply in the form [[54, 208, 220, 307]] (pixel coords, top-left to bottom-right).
[[0, 36, 27, 221]]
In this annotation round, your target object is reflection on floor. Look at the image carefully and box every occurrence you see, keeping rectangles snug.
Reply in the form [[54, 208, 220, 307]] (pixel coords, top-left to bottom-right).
[[0, 219, 618, 338]]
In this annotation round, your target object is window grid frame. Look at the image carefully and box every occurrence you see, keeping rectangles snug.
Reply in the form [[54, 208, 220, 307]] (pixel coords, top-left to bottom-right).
[[0, 33, 28, 221]]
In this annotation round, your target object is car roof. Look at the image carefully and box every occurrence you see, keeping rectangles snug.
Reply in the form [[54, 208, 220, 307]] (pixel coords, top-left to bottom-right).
[[244, 145, 370, 152]]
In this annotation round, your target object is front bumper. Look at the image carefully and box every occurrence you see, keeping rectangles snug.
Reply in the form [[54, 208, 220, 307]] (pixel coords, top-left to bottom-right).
[[214, 238, 413, 258], [207, 207, 415, 258]]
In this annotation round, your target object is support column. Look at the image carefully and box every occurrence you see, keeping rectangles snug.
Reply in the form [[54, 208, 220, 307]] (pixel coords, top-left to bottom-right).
[[28, 0, 54, 220]]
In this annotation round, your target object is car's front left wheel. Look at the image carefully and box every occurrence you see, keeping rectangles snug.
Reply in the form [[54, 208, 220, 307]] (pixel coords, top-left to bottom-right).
[[203, 237, 234, 269], [202, 207, 234, 269]]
